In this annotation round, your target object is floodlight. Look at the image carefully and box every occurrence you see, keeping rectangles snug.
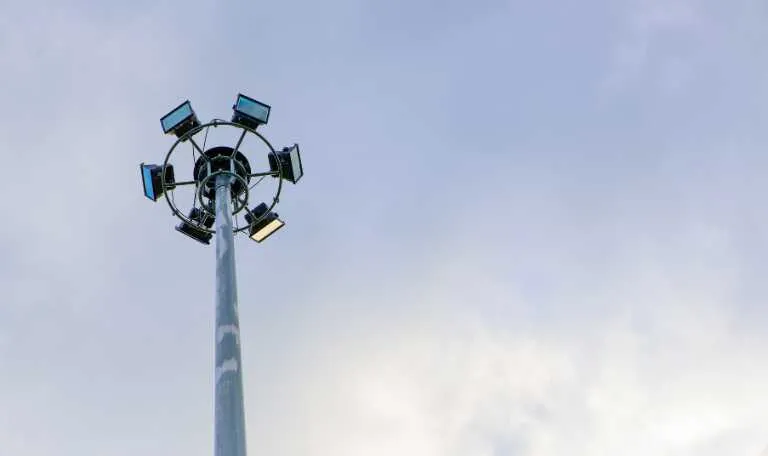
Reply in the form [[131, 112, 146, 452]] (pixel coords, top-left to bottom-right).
[[231, 93, 270, 129], [161, 100, 200, 139], [268, 144, 303, 184], [176, 207, 214, 244], [245, 203, 285, 243], [140, 163, 175, 201]]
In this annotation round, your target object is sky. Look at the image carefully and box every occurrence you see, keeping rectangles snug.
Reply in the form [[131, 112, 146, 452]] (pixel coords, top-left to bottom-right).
[[1, 0, 768, 455]]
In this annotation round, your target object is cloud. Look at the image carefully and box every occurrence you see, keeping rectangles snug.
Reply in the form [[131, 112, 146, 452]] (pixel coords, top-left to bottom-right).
[[601, 0, 708, 95], [230, 133, 768, 455], [240, 238, 768, 456]]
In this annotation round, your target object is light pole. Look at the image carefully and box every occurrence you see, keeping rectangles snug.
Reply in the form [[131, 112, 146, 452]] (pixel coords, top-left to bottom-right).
[[140, 94, 303, 456]]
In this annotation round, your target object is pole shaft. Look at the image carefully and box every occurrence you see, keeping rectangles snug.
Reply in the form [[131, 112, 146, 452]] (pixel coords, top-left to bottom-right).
[[214, 174, 247, 456]]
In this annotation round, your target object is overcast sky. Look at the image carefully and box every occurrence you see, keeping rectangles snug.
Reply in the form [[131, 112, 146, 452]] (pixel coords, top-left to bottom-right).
[[2, 0, 768, 455]]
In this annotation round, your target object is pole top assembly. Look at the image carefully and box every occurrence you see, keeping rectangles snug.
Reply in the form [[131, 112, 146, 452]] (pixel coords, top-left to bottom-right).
[[140, 94, 304, 245]]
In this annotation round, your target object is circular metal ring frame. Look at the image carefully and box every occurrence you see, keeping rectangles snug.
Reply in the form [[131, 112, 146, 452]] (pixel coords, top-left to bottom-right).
[[161, 120, 284, 235], [197, 170, 251, 216]]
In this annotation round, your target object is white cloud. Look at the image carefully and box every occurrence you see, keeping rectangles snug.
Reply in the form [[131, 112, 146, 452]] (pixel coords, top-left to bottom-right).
[[243, 268, 768, 455], [601, 0, 708, 94], [234, 167, 768, 455]]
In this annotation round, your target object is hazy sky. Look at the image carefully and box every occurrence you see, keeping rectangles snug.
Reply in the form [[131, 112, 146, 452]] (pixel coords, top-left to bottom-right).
[[2, 0, 768, 455]]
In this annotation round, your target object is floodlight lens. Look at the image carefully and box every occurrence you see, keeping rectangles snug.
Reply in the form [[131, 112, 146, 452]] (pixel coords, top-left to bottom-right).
[[140, 163, 174, 201], [250, 218, 285, 242], [142, 165, 155, 200], [235, 95, 270, 124], [161, 101, 194, 134], [289, 145, 303, 183], [245, 202, 284, 243]]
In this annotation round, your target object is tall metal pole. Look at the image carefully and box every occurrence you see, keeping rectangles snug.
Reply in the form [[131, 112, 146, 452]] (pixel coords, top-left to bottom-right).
[[214, 174, 247, 456], [147, 99, 301, 456]]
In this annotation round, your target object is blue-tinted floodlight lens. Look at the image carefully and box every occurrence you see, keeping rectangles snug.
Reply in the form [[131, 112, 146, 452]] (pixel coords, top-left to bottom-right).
[[161, 101, 194, 133], [235, 95, 270, 124], [140, 163, 174, 201], [142, 165, 155, 200]]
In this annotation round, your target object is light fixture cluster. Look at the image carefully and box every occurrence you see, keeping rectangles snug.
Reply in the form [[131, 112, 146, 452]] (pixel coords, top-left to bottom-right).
[[140, 93, 303, 246]]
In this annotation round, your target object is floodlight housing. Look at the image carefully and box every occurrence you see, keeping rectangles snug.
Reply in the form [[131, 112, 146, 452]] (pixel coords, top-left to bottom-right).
[[268, 144, 303, 184], [161, 100, 201, 139], [231, 93, 270, 129], [140, 163, 175, 201], [245, 203, 284, 243], [176, 207, 214, 244]]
